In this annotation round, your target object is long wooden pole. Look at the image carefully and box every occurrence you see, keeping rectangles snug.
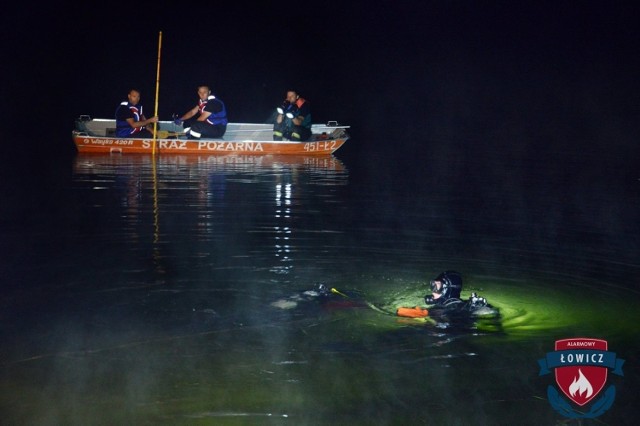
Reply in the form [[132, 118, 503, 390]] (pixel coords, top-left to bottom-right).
[[152, 31, 162, 155]]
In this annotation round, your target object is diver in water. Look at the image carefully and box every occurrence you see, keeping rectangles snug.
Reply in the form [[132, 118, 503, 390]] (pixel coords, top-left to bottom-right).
[[396, 271, 499, 326], [271, 271, 498, 328], [270, 284, 368, 311]]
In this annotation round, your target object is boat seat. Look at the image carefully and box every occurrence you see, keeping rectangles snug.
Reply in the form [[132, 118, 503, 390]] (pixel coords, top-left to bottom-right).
[[75, 119, 99, 136]]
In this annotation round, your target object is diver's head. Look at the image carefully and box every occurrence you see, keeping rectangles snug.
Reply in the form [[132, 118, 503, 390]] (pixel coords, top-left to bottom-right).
[[429, 271, 462, 302]]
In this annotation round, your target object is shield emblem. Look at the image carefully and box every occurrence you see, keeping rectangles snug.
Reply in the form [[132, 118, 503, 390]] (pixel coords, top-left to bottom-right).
[[554, 338, 608, 406]]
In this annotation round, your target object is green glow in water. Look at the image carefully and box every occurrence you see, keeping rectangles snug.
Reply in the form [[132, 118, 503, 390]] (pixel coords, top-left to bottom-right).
[[341, 275, 640, 341]]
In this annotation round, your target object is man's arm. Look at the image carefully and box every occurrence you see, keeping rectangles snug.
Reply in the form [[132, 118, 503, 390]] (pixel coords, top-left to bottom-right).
[[196, 110, 211, 122], [126, 116, 158, 128], [179, 105, 199, 121], [198, 99, 223, 122], [292, 103, 310, 126]]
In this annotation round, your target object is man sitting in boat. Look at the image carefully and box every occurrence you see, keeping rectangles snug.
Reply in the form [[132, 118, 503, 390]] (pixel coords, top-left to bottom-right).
[[273, 89, 312, 141], [115, 89, 158, 138], [174, 85, 228, 139]]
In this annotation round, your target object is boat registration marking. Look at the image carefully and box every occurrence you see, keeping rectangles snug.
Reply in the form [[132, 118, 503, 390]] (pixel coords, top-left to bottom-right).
[[304, 141, 337, 152]]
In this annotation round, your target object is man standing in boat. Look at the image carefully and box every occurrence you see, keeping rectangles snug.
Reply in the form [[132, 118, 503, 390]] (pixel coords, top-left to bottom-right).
[[273, 89, 312, 141], [115, 89, 158, 138], [174, 85, 228, 139]]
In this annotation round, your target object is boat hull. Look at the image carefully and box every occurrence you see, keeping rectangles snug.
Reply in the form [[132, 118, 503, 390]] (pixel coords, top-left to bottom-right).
[[72, 118, 349, 155], [72, 134, 347, 155]]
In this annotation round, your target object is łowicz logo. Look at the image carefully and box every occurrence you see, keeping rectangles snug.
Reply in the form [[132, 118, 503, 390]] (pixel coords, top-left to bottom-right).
[[538, 338, 625, 419]]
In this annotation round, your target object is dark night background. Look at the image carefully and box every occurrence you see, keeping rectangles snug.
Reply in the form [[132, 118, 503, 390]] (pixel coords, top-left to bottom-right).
[[0, 1, 638, 231]]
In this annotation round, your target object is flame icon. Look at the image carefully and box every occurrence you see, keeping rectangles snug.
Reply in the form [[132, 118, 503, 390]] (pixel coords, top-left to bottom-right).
[[569, 369, 594, 398]]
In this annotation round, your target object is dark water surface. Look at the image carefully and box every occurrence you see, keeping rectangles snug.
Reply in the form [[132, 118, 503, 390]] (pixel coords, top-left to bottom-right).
[[1, 137, 638, 425]]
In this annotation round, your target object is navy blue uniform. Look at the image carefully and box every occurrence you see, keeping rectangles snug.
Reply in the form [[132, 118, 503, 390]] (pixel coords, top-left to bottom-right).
[[115, 102, 153, 138], [185, 95, 228, 139]]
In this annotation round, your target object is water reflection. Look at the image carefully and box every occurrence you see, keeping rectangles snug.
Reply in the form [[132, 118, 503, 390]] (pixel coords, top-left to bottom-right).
[[72, 153, 349, 283], [67, 152, 640, 345], [2, 150, 638, 425], [273, 179, 293, 274]]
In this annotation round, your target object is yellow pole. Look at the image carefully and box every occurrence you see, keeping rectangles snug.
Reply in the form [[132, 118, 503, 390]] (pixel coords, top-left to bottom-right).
[[152, 156, 159, 244], [152, 31, 162, 155]]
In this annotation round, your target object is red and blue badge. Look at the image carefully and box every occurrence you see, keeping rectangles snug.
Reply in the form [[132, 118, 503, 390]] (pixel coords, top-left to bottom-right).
[[538, 338, 624, 419]]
